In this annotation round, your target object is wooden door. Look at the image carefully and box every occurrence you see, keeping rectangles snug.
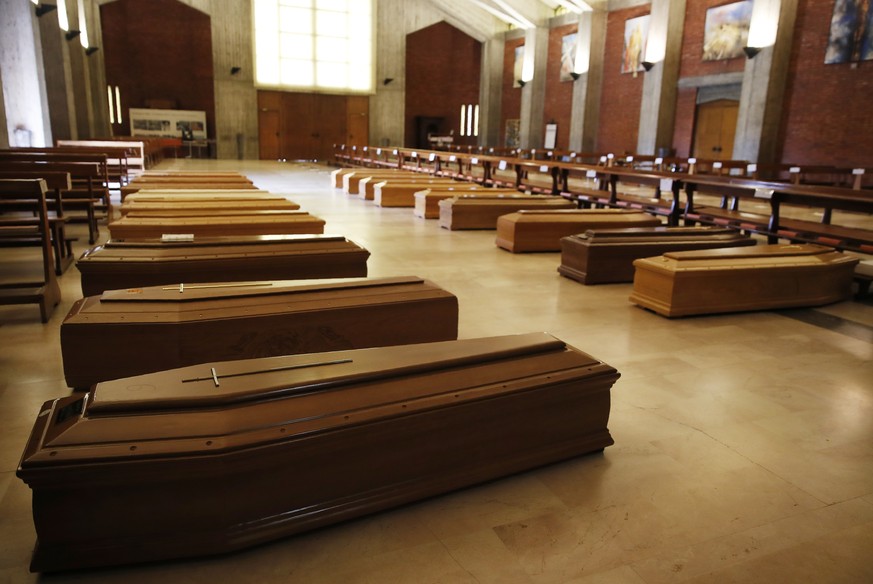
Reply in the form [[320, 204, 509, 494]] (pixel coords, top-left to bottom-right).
[[693, 99, 739, 160], [346, 96, 369, 148]]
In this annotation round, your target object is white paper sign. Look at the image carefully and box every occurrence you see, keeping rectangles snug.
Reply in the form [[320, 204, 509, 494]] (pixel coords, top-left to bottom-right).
[[411, 151, 418, 158], [498, 160, 508, 171], [392, 149, 398, 155], [713, 161, 723, 169], [586, 170, 597, 178], [754, 188, 774, 200], [660, 178, 674, 191], [655, 157, 663, 165], [626, 155, 634, 163], [853, 168, 865, 175], [376, 148, 382, 155], [429, 153, 436, 162], [449, 155, 456, 162], [161, 233, 194, 242], [747, 163, 757, 172], [471, 157, 478, 164], [539, 165, 549, 172], [688, 158, 697, 164], [789, 166, 801, 173], [362, 146, 368, 151]]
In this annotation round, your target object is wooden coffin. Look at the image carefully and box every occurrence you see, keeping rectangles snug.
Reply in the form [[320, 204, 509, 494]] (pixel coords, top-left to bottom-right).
[[629, 244, 860, 317], [343, 171, 418, 195], [121, 200, 301, 216], [438, 196, 576, 231], [61, 276, 459, 389], [124, 190, 284, 202], [76, 235, 370, 296], [373, 180, 460, 206], [17, 332, 619, 572], [496, 210, 662, 252], [414, 187, 519, 219], [107, 211, 326, 238], [559, 226, 757, 284], [358, 174, 429, 199], [121, 181, 259, 197]]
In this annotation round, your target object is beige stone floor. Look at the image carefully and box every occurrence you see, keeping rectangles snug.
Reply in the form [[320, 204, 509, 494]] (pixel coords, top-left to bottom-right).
[[1, 160, 872, 583]]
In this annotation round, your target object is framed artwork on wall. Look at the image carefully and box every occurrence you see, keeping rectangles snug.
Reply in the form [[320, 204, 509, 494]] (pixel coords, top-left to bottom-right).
[[560, 33, 578, 82], [825, 0, 873, 64], [702, 1, 753, 61], [622, 15, 650, 75]]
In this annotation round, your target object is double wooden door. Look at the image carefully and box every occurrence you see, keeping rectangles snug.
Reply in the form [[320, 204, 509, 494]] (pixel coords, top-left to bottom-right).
[[258, 91, 368, 161], [693, 99, 738, 160]]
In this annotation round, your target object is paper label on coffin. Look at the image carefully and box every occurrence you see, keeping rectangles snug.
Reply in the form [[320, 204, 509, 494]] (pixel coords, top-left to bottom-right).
[[558, 227, 757, 284], [629, 244, 860, 317], [76, 234, 370, 296], [18, 333, 620, 572], [61, 276, 459, 389], [495, 210, 662, 253]]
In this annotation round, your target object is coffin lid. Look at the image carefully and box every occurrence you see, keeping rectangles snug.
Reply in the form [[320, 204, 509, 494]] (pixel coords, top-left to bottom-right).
[[19, 333, 619, 467], [572, 226, 745, 242], [97, 276, 425, 303], [517, 209, 644, 216], [662, 243, 841, 261], [98, 234, 347, 249]]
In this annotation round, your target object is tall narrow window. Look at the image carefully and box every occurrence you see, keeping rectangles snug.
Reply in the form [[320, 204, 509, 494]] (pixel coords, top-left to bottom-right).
[[253, 0, 374, 94], [57, 0, 69, 31], [115, 86, 122, 124], [459, 105, 466, 137], [107, 85, 115, 124], [77, 0, 90, 49], [473, 105, 479, 137]]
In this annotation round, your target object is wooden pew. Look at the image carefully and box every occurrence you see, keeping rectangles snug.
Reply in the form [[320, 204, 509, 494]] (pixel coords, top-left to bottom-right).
[[18, 333, 619, 573], [0, 161, 103, 244], [0, 170, 75, 274], [0, 153, 111, 212], [495, 210, 663, 253], [61, 276, 459, 389], [107, 211, 326, 238], [0, 179, 61, 322], [76, 234, 370, 296], [57, 139, 146, 181], [629, 244, 860, 317]]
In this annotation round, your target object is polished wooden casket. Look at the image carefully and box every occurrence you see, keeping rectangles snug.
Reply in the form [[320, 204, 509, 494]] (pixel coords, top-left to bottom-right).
[[107, 211, 326, 238], [559, 226, 757, 284], [414, 187, 519, 219], [121, 200, 301, 216], [496, 210, 663, 252], [124, 190, 285, 202], [18, 332, 620, 572], [121, 181, 259, 198], [439, 195, 576, 230], [358, 174, 432, 199], [373, 180, 460, 206], [61, 276, 459, 389], [76, 235, 370, 296], [629, 244, 860, 317]]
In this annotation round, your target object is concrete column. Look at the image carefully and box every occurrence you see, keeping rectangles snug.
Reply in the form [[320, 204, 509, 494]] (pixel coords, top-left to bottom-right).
[[0, 0, 52, 146], [637, 0, 685, 155], [39, 8, 78, 141], [519, 26, 549, 149], [569, 9, 606, 153], [733, 0, 797, 165], [478, 36, 504, 147]]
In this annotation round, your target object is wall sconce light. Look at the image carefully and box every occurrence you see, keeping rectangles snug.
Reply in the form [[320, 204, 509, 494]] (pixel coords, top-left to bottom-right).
[[383, 78, 394, 85], [518, 79, 527, 87], [230, 66, 241, 75], [570, 72, 581, 81], [35, 3, 57, 16], [641, 61, 655, 72], [65, 29, 81, 41], [743, 46, 762, 59], [85, 46, 99, 56]]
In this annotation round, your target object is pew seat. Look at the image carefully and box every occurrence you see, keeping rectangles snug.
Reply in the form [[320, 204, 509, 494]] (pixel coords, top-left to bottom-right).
[[61, 276, 458, 389], [496, 210, 663, 252], [629, 244, 859, 317], [76, 234, 370, 296]]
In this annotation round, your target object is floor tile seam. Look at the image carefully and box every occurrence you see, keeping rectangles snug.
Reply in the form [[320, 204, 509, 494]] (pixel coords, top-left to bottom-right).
[[777, 309, 873, 344]]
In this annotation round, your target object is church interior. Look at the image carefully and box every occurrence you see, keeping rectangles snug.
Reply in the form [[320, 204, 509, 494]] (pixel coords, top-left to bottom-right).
[[1, 0, 872, 582]]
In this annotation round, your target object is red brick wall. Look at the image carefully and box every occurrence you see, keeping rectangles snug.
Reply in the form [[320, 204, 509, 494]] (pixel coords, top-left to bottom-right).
[[679, 0, 747, 79], [778, 0, 873, 166], [500, 37, 525, 147], [596, 5, 650, 154], [100, 0, 215, 139], [405, 22, 481, 148], [544, 24, 578, 150]]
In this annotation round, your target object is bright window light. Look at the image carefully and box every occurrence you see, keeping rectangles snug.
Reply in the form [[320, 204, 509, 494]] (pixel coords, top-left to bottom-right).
[[466, 105, 473, 137], [460, 105, 466, 137], [57, 0, 69, 31], [107, 85, 115, 124], [474, 105, 479, 137], [77, 0, 90, 48], [254, 0, 374, 93], [115, 86, 122, 123]]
